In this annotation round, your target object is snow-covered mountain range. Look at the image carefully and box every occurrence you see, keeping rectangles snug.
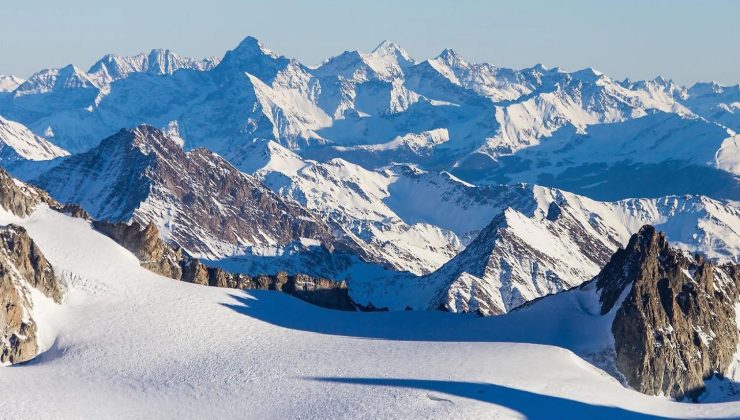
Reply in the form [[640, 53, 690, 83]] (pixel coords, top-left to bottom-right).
[[0, 120, 732, 314], [0, 34, 739, 413], [0, 37, 736, 311], [0, 37, 736, 200]]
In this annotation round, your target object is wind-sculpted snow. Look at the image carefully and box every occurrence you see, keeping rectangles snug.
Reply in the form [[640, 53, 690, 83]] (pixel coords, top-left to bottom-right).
[[0, 36, 736, 200]]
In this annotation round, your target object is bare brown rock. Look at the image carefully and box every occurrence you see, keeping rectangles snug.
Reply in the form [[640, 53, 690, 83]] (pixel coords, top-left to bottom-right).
[[594, 225, 740, 400], [0, 224, 61, 364], [94, 220, 356, 311], [0, 225, 61, 303], [0, 265, 37, 364], [92, 220, 183, 279], [0, 167, 56, 217]]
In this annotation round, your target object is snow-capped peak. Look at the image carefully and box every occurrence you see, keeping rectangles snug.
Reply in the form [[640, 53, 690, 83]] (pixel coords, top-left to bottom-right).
[[213, 36, 292, 82], [435, 48, 467, 68], [357, 40, 415, 80], [238, 138, 310, 177], [14, 64, 99, 96], [232, 36, 278, 59], [313, 42, 414, 82], [371, 40, 413, 63], [568, 67, 605, 82]]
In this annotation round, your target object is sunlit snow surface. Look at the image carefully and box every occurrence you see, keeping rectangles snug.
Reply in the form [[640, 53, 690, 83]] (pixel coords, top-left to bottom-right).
[[1, 206, 739, 419]]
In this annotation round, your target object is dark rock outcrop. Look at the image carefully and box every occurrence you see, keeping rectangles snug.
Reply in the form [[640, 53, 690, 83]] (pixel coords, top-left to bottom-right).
[[178, 259, 354, 310], [0, 166, 92, 221], [92, 220, 183, 279], [0, 224, 61, 364], [94, 220, 356, 311], [593, 225, 740, 400], [0, 225, 61, 303], [0, 167, 56, 217]]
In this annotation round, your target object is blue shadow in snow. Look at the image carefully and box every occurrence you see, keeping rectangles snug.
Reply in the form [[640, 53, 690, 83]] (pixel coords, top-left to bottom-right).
[[311, 377, 675, 419], [220, 289, 598, 345]]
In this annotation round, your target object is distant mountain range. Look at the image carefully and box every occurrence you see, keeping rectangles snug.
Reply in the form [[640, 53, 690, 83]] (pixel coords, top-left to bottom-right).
[[0, 36, 736, 200], [0, 37, 737, 315]]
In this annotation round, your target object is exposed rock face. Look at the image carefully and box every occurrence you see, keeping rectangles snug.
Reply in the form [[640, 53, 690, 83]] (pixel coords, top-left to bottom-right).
[[92, 220, 183, 279], [0, 224, 61, 364], [0, 225, 60, 303], [0, 167, 91, 222], [35, 125, 337, 259], [94, 220, 355, 311], [178, 259, 355, 311], [594, 225, 740, 400], [0, 167, 55, 217]]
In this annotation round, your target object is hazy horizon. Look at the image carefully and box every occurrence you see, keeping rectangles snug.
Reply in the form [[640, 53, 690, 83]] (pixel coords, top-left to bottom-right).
[[1, 0, 739, 86]]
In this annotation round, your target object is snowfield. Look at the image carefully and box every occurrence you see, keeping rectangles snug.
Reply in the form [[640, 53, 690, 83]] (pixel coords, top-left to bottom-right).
[[2, 206, 740, 419]]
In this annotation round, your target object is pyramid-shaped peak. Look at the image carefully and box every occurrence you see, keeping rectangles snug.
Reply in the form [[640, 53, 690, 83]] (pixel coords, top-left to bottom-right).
[[435, 48, 466, 65], [373, 40, 401, 52], [371, 40, 413, 62], [234, 36, 276, 57]]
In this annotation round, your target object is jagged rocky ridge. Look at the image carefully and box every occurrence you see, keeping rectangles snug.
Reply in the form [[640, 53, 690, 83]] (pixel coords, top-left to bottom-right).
[[33, 125, 337, 259], [92, 220, 356, 311], [5, 124, 737, 317], [591, 226, 740, 400], [0, 167, 90, 220], [0, 224, 60, 364], [244, 138, 739, 284], [0, 171, 62, 365], [88, 49, 220, 84]]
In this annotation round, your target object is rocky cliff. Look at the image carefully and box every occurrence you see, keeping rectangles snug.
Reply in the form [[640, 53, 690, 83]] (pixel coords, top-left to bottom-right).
[[0, 167, 91, 220], [93, 220, 183, 279], [593, 225, 740, 400], [0, 224, 60, 364], [0, 167, 56, 217]]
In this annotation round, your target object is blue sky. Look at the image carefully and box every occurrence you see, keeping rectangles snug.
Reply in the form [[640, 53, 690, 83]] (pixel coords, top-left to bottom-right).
[[1, 0, 738, 85]]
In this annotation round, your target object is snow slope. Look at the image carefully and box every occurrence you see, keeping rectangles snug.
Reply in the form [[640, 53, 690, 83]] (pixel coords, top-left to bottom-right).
[[2, 205, 740, 418], [0, 115, 69, 161], [243, 140, 464, 275]]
